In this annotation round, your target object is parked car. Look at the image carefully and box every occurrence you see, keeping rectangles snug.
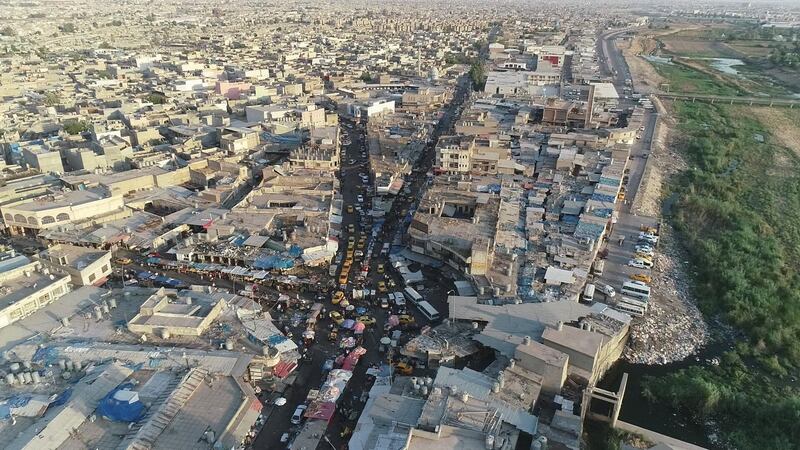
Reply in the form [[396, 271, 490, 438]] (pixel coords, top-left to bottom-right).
[[596, 283, 616, 298], [291, 404, 307, 425], [630, 273, 652, 283], [628, 259, 648, 269], [635, 250, 654, 258]]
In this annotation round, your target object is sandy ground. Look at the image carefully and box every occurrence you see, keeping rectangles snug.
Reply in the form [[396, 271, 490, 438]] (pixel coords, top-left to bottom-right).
[[618, 36, 665, 93]]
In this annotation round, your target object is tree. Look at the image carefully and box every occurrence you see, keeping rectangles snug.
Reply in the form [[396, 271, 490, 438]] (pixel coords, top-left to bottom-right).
[[0, 26, 16, 37], [99, 41, 112, 49], [145, 93, 167, 104], [360, 71, 372, 83], [63, 121, 89, 135], [468, 61, 487, 91], [59, 23, 76, 33]]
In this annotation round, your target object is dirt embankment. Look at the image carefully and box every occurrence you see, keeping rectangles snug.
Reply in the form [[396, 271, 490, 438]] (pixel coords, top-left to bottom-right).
[[619, 36, 665, 93], [625, 97, 708, 365]]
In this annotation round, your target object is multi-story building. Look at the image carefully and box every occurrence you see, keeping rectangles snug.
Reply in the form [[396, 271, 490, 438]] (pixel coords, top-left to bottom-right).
[[0, 250, 71, 329], [37, 244, 113, 286], [1, 188, 127, 236], [435, 135, 475, 175]]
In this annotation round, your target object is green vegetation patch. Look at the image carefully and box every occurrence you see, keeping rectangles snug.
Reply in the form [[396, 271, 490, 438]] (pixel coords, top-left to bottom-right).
[[649, 61, 742, 96], [644, 101, 800, 449]]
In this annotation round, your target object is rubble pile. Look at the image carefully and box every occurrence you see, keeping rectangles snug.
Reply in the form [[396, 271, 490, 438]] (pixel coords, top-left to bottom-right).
[[624, 232, 708, 365]]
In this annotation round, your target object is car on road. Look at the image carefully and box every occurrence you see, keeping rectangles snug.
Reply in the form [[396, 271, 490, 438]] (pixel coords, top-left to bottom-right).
[[357, 195, 364, 203], [399, 314, 415, 325], [291, 404, 307, 425], [114, 258, 132, 265], [380, 297, 389, 309], [630, 273, 652, 283], [347, 205, 354, 213], [332, 291, 345, 304], [338, 272, 349, 285], [377, 281, 387, 293], [348, 224, 355, 233], [329, 311, 344, 325], [357, 316, 376, 326]]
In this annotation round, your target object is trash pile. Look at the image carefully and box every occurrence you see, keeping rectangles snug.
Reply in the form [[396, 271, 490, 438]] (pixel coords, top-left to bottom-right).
[[624, 231, 708, 365]]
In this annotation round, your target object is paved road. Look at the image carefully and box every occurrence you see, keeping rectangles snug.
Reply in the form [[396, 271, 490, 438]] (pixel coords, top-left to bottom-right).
[[592, 28, 662, 298], [250, 74, 471, 448]]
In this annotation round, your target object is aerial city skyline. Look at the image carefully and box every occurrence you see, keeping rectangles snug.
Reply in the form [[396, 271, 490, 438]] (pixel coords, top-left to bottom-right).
[[0, 1, 799, 449]]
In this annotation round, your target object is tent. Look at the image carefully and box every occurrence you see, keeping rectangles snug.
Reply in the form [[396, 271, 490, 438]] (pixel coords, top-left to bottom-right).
[[97, 384, 145, 422]]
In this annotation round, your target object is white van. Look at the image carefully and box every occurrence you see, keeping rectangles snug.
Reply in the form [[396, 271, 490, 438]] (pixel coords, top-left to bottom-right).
[[582, 283, 596, 302]]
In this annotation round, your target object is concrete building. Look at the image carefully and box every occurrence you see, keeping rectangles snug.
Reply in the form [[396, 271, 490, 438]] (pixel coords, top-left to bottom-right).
[[37, 244, 113, 286], [127, 287, 233, 337], [219, 126, 261, 153], [22, 145, 64, 174], [1, 189, 127, 236], [435, 135, 475, 175], [0, 250, 71, 329]]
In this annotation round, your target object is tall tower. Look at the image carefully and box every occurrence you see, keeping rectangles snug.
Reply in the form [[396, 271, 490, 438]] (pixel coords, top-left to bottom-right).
[[416, 48, 422, 77]]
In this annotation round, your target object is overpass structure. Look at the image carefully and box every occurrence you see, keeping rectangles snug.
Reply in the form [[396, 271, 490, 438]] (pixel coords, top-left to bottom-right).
[[656, 93, 800, 108]]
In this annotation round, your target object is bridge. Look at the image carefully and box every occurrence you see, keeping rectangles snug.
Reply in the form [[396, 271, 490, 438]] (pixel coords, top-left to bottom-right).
[[656, 93, 800, 108]]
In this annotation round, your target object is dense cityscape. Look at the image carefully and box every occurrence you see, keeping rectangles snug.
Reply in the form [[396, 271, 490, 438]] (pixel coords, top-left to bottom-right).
[[0, 0, 799, 449]]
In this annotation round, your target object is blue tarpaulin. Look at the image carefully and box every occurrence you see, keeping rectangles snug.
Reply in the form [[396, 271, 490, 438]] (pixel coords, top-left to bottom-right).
[[253, 255, 295, 270], [231, 235, 246, 247], [32, 346, 59, 365], [97, 383, 145, 423], [288, 245, 303, 257], [51, 388, 72, 407]]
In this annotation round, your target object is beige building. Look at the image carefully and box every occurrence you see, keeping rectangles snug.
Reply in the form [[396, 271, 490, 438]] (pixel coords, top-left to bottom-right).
[[0, 252, 72, 329], [127, 287, 232, 337], [37, 244, 112, 286], [220, 126, 261, 153], [1, 189, 126, 236], [435, 135, 475, 175]]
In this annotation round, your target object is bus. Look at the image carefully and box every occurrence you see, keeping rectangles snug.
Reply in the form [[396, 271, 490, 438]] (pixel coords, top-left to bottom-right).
[[614, 302, 645, 317], [621, 281, 651, 300], [404, 286, 423, 305], [618, 295, 648, 310], [582, 283, 596, 302], [416, 301, 440, 321]]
